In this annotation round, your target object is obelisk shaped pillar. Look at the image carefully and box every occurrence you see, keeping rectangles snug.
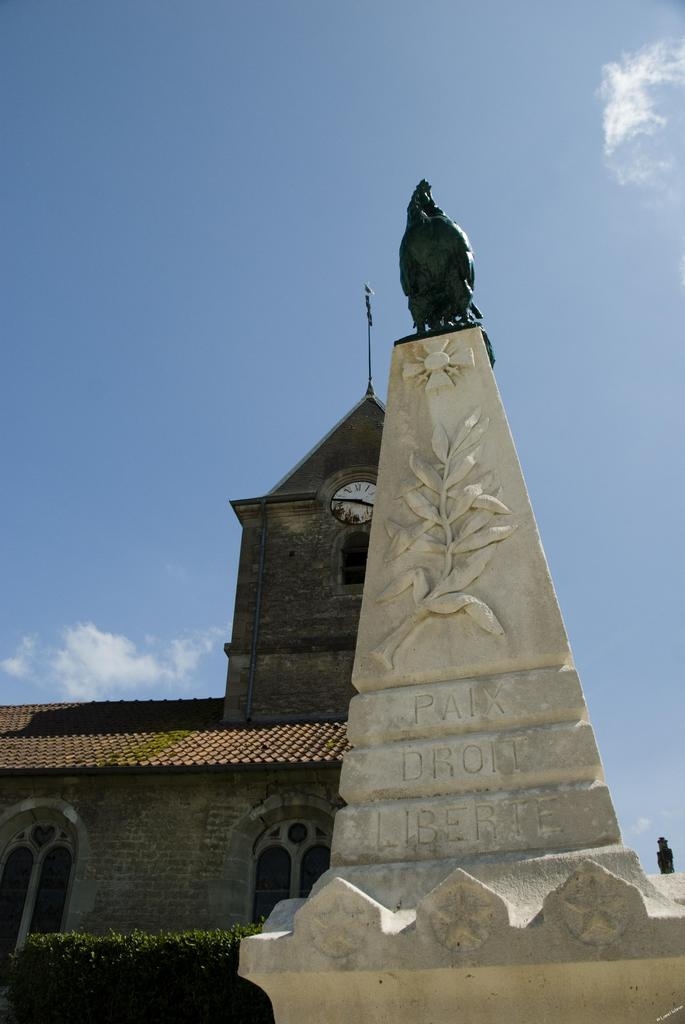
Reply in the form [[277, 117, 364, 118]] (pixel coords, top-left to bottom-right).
[[331, 326, 621, 874], [240, 327, 685, 1024]]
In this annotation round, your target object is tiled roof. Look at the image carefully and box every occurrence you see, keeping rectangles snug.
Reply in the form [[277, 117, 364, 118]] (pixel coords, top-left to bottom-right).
[[0, 698, 348, 772]]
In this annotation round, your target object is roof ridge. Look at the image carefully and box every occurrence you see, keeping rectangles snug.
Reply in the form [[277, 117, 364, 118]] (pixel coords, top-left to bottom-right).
[[268, 391, 385, 494], [0, 696, 223, 712]]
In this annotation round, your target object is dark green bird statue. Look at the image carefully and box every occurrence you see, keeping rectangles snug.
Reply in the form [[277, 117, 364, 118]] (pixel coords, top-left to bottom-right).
[[399, 180, 483, 334]]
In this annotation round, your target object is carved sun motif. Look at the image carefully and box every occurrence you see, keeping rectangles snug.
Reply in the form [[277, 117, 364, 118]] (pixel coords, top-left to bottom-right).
[[428, 883, 496, 952], [307, 897, 368, 958], [403, 336, 475, 391], [557, 867, 630, 946]]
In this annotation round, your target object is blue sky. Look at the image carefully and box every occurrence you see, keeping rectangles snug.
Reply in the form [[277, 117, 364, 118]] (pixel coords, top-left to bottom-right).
[[1, 0, 684, 872]]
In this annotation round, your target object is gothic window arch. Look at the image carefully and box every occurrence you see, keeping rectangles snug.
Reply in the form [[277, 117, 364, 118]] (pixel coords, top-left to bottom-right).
[[252, 819, 331, 922], [0, 822, 74, 967]]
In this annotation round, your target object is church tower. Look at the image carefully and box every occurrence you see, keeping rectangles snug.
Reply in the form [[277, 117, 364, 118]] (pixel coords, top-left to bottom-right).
[[223, 391, 384, 722]]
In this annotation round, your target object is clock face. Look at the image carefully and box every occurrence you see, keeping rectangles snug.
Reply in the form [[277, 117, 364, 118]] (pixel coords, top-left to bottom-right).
[[330, 480, 376, 524]]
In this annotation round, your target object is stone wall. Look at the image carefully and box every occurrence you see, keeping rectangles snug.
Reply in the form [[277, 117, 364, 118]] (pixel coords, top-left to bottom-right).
[[0, 766, 341, 935]]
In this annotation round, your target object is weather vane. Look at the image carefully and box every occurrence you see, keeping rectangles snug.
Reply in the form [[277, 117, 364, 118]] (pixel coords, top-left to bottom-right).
[[364, 283, 374, 395]]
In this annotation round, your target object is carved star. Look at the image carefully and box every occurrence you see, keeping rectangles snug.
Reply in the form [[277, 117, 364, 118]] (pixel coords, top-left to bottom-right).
[[429, 883, 495, 951], [403, 337, 475, 392], [307, 897, 367, 958], [558, 871, 629, 946]]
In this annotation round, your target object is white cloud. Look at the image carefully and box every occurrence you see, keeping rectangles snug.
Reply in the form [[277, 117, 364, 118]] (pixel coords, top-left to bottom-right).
[[51, 622, 223, 700], [600, 38, 685, 188], [0, 636, 37, 679], [630, 816, 652, 835], [168, 633, 217, 677], [53, 624, 161, 698], [2, 623, 223, 700]]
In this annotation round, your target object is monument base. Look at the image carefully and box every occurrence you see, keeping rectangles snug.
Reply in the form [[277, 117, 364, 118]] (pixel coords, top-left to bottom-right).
[[240, 853, 685, 1024], [242, 958, 684, 1024]]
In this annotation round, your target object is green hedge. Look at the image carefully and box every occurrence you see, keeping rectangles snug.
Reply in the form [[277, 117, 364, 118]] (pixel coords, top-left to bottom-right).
[[8, 925, 274, 1024]]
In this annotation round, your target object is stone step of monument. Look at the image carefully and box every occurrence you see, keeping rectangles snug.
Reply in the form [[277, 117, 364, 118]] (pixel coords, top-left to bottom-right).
[[340, 720, 603, 802], [347, 665, 587, 746], [311, 845, 684, 918], [332, 781, 620, 866]]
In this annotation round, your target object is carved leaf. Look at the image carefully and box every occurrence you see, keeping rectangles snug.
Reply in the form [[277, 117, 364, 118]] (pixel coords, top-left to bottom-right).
[[451, 523, 517, 555], [398, 477, 419, 496], [445, 449, 480, 490], [458, 419, 485, 456], [378, 568, 432, 605], [377, 571, 415, 602], [404, 489, 439, 522], [412, 568, 431, 603], [385, 520, 403, 539], [386, 520, 434, 561], [455, 418, 489, 456], [413, 534, 446, 554], [408, 519, 436, 540], [431, 424, 449, 464], [410, 453, 442, 493], [423, 592, 472, 615], [447, 484, 483, 523], [456, 509, 492, 542], [463, 598, 504, 635], [450, 408, 481, 453], [472, 494, 512, 515], [473, 470, 497, 494], [387, 528, 414, 561], [431, 547, 497, 596]]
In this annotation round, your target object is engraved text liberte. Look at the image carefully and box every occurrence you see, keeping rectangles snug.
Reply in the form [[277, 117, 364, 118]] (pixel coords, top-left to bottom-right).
[[374, 795, 563, 851]]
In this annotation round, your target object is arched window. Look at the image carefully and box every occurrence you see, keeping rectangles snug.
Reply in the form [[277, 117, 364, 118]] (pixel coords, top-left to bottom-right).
[[252, 820, 330, 922], [340, 532, 369, 587], [0, 823, 73, 967]]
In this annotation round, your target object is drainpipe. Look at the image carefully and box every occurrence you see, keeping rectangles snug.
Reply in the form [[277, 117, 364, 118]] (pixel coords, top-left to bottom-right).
[[245, 497, 267, 722], [223, 642, 232, 699]]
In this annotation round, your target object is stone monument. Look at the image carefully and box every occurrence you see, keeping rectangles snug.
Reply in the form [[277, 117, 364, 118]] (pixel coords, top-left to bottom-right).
[[240, 191, 685, 1024]]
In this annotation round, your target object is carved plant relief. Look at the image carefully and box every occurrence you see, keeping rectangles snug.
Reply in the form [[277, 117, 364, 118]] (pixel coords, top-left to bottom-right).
[[374, 407, 516, 668]]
